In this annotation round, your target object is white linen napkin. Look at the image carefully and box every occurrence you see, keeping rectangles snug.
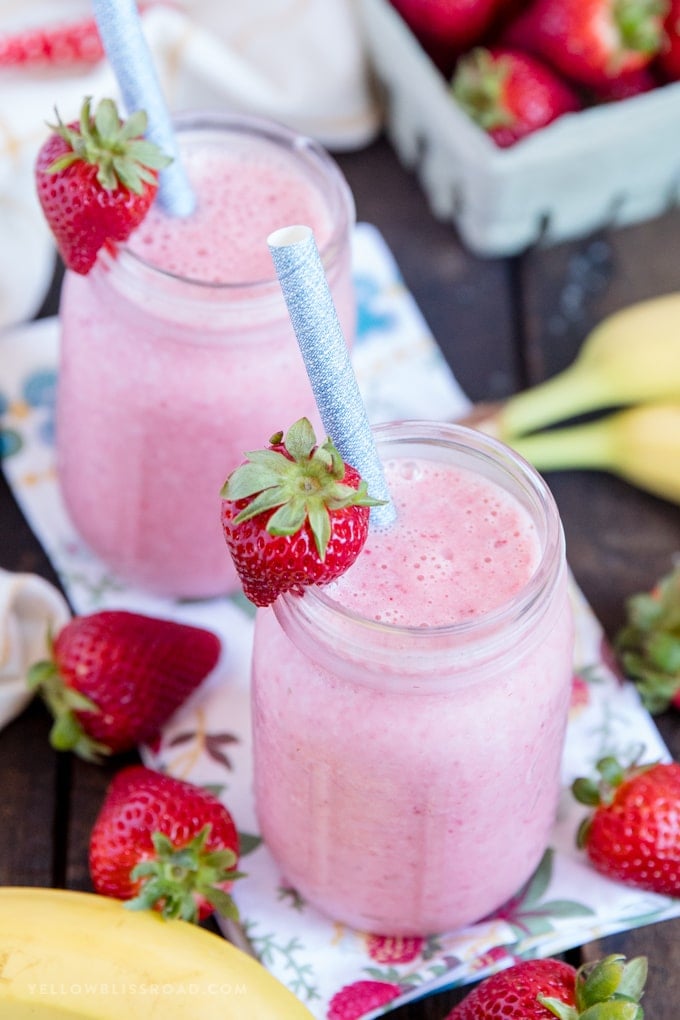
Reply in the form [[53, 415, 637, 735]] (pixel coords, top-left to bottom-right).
[[0, 567, 71, 730], [0, 0, 381, 329]]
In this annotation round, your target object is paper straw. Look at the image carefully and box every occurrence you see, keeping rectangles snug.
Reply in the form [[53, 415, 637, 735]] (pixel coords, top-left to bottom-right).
[[268, 225, 396, 528], [92, 0, 195, 216]]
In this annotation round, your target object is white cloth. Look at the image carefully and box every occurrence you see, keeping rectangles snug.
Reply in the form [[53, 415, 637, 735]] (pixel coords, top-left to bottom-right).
[[0, 0, 381, 328], [0, 567, 71, 730]]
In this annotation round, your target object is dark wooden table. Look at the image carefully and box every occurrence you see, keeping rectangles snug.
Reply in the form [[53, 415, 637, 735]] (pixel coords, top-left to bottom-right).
[[1, 134, 679, 1018]]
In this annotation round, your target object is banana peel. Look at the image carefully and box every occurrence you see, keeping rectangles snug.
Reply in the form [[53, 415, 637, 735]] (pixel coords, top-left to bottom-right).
[[0, 887, 314, 1019], [508, 404, 680, 506], [495, 293, 680, 439]]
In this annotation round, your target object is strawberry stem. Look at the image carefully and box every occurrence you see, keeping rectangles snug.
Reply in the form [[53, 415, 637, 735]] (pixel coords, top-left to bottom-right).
[[47, 96, 171, 194], [221, 417, 384, 560], [127, 824, 244, 923], [27, 657, 110, 763], [615, 0, 667, 54], [539, 953, 647, 1018], [451, 48, 515, 130]]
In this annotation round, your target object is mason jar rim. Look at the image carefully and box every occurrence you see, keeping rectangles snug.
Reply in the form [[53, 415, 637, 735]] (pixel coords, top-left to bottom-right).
[[274, 420, 566, 655], [110, 108, 355, 292]]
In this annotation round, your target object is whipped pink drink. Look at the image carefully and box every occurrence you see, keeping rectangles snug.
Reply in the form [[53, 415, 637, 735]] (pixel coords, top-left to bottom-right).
[[56, 112, 355, 598], [252, 422, 574, 935]]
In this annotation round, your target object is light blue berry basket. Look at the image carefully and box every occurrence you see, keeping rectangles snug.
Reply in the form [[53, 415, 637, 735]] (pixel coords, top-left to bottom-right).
[[359, 0, 680, 256]]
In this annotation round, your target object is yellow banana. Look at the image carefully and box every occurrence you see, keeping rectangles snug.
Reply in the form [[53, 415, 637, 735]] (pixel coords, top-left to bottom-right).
[[509, 403, 680, 506], [0, 887, 314, 1020], [496, 293, 680, 439]]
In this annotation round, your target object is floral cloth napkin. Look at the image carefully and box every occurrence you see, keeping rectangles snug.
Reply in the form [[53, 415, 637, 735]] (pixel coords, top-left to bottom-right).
[[2, 223, 680, 1020]]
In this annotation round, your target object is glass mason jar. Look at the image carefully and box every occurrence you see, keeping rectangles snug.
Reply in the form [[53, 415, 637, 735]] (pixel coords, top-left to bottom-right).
[[251, 421, 574, 936], [56, 111, 355, 599]]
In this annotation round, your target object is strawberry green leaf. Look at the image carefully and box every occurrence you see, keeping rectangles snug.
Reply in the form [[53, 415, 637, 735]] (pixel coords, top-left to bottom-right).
[[204, 886, 240, 920], [536, 997, 578, 1020], [617, 960, 648, 1001], [284, 417, 317, 461], [48, 95, 170, 195], [127, 824, 243, 924], [233, 485, 290, 524], [580, 956, 626, 1004], [127, 139, 173, 169], [307, 502, 332, 559], [119, 109, 148, 140], [94, 97, 120, 138], [223, 465, 284, 501], [267, 499, 309, 537]]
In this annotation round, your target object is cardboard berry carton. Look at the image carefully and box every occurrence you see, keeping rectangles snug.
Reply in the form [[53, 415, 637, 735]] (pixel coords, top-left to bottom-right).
[[358, 0, 680, 256]]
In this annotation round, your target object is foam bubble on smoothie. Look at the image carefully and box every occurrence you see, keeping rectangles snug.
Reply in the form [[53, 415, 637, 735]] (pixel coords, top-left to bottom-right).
[[127, 144, 333, 283], [327, 459, 541, 628]]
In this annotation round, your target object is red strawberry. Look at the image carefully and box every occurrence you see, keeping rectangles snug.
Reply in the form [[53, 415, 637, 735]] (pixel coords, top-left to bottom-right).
[[503, 0, 668, 89], [327, 979, 403, 1020], [451, 46, 581, 147], [27, 610, 221, 762], [658, 0, 680, 78], [389, 0, 503, 74], [35, 95, 171, 274], [220, 417, 383, 608], [445, 953, 647, 1019], [89, 765, 241, 923], [588, 64, 657, 100], [573, 756, 680, 895]]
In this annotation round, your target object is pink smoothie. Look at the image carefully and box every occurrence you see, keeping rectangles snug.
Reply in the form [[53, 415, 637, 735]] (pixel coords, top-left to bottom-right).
[[56, 114, 355, 598], [127, 138, 333, 282], [252, 433, 574, 935]]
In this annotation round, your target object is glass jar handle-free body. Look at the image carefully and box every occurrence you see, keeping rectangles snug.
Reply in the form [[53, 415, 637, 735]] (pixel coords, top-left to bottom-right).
[[251, 421, 575, 936], [56, 111, 355, 599]]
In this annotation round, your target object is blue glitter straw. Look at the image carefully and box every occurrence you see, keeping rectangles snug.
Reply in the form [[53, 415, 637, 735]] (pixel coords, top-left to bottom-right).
[[92, 0, 194, 216], [268, 225, 396, 528]]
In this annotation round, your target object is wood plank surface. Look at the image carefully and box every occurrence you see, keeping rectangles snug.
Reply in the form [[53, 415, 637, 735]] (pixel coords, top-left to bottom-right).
[[338, 138, 522, 403]]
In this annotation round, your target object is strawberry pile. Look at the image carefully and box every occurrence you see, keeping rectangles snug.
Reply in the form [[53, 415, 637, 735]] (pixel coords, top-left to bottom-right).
[[389, 0, 676, 146]]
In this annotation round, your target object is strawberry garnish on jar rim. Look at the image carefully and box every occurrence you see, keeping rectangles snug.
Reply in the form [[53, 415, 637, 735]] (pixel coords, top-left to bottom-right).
[[220, 417, 385, 608], [35, 95, 172, 275]]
